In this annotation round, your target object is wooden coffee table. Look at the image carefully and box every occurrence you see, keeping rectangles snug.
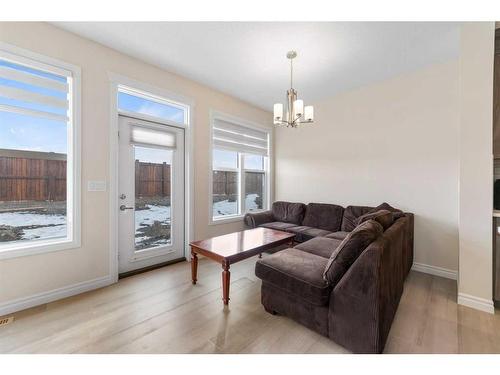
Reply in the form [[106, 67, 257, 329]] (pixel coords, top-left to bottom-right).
[[189, 227, 295, 305]]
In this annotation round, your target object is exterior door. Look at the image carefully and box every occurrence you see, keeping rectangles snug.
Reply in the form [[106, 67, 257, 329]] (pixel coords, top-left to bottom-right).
[[118, 115, 185, 274]]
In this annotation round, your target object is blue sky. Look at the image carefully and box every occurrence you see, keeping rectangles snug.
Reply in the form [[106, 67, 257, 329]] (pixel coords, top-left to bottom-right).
[[0, 59, 184, 156], [0, 60, 68, 153]]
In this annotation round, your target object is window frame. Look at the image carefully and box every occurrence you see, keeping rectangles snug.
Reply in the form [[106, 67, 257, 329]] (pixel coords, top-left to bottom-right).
[[242, 154, 267, 213], [0, 42, 81, 260], [209, 111, 272, 225], [117, 85, 189, 126]]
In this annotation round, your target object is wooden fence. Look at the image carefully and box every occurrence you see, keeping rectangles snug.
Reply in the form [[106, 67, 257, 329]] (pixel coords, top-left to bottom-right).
[[0, 150, 67, 202], [212, 170, 264, 197], [135, 161, 171, 197], [0, 149, 264, 202], [0, 149, 173, 202]]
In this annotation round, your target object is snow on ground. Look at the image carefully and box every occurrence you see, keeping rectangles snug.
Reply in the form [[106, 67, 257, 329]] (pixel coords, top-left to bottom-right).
[[0, 194, 261, 245], [135, 204, 171, 248], [0, 211, 66, 241], [212, 194, 260, 217], [135, 204, 171, 229]]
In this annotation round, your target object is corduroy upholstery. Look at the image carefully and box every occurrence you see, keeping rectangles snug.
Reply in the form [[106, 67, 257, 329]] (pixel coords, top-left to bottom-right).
[[325, 231, 349, 240], [329, 218, 406, 353], [286, 226, 332, 242], [253, 207, 414, 354], [356, 209, 394, 230], [271, 201, 306, 225], [302, 203, 344, 232], [340, 205, 373, 232], [255, 248, 331, 306], [259, 222, 300, 231], [294, 237, 342, 258], [323, 220, 383, 287]]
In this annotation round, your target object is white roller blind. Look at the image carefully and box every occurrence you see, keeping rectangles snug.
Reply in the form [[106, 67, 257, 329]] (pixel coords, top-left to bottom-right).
[[130, 126, 176, 149], [0, 59, 70, 122], [212, 118, 269, 156]]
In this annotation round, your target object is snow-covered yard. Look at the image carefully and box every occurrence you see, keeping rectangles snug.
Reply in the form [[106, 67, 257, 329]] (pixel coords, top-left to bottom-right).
[[212, 193, 261, 217], [0, 210, 67, 242], [0, 193, 263, 245], [135, 204, 171, 249]]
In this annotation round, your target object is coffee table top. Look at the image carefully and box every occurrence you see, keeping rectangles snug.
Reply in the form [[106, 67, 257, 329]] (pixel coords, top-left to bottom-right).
[[189, 227, 295, 263]]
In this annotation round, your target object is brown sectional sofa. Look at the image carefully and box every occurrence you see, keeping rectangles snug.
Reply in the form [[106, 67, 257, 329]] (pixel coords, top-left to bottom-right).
[[244, 201, 414, 353]]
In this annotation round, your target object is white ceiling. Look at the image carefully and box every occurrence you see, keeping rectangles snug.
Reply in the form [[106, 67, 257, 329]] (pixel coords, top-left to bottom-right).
[[53, 22, 460, 111]]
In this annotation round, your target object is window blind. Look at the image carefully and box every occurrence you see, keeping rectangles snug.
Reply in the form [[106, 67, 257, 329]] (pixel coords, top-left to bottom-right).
[[130, 125, 176, 149], [212, 118, 269, 156], [0, 59, 70, 123]]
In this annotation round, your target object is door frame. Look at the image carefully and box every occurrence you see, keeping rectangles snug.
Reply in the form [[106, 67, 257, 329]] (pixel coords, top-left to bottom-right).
[[108, 72, 195, 282]]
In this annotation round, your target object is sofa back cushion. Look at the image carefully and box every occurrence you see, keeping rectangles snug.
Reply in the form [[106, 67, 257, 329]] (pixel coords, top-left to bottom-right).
[[356, 209, 394, 231], [302, 203, 344, 232], [323, 219, 383, 286], [341, 205, 373, 232], [371, 202, 402, 214], [271, 201, 306, 225]]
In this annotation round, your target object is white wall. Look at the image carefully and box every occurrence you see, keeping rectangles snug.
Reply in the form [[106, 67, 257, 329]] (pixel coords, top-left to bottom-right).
[[458, 22, 495, 313], [0, 22, 272, 312], [275, 60, 460, 273]]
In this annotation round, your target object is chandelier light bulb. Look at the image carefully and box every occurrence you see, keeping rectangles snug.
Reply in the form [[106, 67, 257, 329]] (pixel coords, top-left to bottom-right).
[[304, 106, 314, 122], [273, 103, 283, 122], [293, 99, 304, 118]]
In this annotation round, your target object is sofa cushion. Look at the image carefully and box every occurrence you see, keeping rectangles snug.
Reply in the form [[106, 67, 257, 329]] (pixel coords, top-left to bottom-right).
[[294, 237, 343, 259], [302, 203, 344, 232], [371, 202, 402, 214], [392, 211, 406, 220], [244, 210, 274, 228], [271, 201, 306, 225], [325, 231, 349, 240], [255, 248, 331, 306], [323, 219, 383, 286], [341, 205, 373, 232], [260, 222, 300, 231], [356, 209, 394, 230], [287, 226, 332, 242]]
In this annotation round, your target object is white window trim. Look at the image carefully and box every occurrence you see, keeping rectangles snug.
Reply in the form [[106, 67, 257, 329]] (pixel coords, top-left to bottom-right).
[[108, 72, 195, 280], [0, 42, 81, 260], [209, 110, 273, 225]]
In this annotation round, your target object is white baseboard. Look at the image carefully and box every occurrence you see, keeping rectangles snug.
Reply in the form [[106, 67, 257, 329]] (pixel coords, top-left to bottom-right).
[[458, 293, 495, 314], [412, 262, 458, 280], [0, 275, 114, 317]]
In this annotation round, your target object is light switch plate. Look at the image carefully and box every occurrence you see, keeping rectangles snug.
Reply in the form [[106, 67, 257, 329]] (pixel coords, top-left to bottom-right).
[[87, 180, 107, 192]]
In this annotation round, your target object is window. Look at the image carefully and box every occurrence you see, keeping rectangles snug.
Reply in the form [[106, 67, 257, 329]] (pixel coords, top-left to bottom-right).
[[118, 86, 187, 125], [0, 45, 80, 257], [211, 114, 270, 221]]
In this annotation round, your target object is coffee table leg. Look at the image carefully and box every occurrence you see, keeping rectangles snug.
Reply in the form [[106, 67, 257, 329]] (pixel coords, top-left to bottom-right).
[[222, 260, 230, 305], [191, 248, 198, 285]]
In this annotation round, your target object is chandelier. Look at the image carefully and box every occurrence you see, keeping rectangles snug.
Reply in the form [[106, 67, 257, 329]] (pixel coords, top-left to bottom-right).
[[273, 51, 314, 128]]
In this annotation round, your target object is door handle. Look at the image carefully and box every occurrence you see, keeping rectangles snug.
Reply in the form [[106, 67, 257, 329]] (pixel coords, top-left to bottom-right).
[[120, 205, 134, 211]]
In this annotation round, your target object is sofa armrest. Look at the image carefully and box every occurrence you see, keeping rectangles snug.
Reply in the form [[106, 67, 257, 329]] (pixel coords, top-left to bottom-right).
[[244, 210, 274, 228], [328, 242, 382, 353], [403, 213, 414, 276], [329, 217, 406, 353]]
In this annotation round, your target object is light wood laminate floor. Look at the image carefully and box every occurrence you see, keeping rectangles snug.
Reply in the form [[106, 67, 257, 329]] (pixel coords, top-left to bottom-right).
[[1, 256, 500, 354]]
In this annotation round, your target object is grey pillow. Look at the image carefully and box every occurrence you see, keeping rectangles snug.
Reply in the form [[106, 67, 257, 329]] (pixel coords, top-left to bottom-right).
[[356, 209, 394, 230], [323, 219, 383, 286]]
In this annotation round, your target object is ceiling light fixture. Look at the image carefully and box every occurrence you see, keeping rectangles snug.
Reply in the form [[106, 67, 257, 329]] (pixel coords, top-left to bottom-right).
[[273, 51, 314, 128]]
